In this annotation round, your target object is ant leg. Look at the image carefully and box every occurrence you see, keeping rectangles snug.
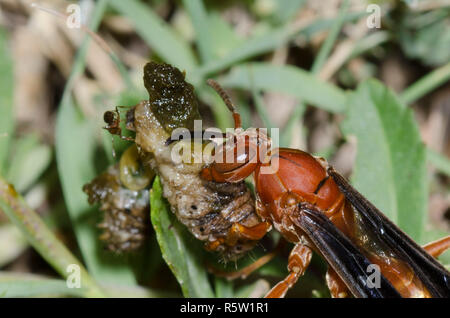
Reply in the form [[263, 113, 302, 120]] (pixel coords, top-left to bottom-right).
[[423, 235, 450, 258], [326, 267, 350, 298], [115, 106, 135, 142], [265, 243, 312, 298], [119, 135, 135, 142]]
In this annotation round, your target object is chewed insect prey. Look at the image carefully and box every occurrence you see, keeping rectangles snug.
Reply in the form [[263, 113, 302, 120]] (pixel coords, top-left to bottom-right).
[[84, 62, 269, 259]]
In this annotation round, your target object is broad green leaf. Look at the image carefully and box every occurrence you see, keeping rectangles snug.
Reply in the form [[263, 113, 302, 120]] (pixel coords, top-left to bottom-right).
[[55, 98, 137, 285], [110, 0, 197, 75], [150, 177, 214, 298], [0, 29, 13, 176], [6, 135, 52, 192], [220, 63, 347, 113], [342, 80, 427, 240]]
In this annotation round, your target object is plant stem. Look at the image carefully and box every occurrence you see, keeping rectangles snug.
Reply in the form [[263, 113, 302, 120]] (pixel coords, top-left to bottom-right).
[[401, 62, 450, 105], [0, 177, 105, 297]]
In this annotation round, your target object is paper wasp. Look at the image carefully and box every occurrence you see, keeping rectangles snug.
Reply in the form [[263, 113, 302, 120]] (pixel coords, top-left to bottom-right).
[[198, 79, 450, 298]]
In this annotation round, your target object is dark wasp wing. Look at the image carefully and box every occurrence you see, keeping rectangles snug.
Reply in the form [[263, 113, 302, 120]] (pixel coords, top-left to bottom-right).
[[328, 167, 450, 298], [293, 204, 401, 298]]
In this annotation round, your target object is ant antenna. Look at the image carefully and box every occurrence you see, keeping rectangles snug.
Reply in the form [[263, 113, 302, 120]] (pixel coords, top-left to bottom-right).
[[207, 79, 242, 129]]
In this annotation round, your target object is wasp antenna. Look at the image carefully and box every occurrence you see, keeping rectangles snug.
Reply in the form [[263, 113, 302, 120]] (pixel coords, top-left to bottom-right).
[[207, 79, 242, 129], [207, 79, 236, 112]]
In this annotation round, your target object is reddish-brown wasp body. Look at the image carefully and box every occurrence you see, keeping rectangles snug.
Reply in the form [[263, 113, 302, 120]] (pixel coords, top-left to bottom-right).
[[201, 80, 450, 298]]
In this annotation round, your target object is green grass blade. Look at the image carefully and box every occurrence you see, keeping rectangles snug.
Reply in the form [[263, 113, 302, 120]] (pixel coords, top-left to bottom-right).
[[270, 0, 306, 25], [220, 63, 347, 113], [0, 273, 86, 298], [110, 0, 197, 73], [214, 278, 234, 298], [235, 279, 270, 298], [182, 0, 213, 63], [0, 29, 14, 176], [342, 80, 427, 240], [206, 12, 244, 60], [0, 224, 27, 267], [0, 272, 176, 298], [150, 177, 214, 298], [427, 148, 450, 177], [247, 68, 274, 130], [198, 25, 302, 77], [311, 0, 349, 74], [196, 11, 366, 77], [6, 135, 52, 192], [280, 101, 306, 147], [401, 62, 450, 105], [0, 177, 104, 297], [197, 87, 234, 130], [349, 31, 391, 60]]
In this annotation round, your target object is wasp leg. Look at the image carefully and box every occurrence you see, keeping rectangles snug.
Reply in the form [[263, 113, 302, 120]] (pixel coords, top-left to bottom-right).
[[208, 251, 277, 280], [423, 235, 450, 258], [265, 243, 312, 298], [205, 221, 271, 252], [209, 239, 286, 280], [326, 267, 350, 298], [225, 221, 271, 246]]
